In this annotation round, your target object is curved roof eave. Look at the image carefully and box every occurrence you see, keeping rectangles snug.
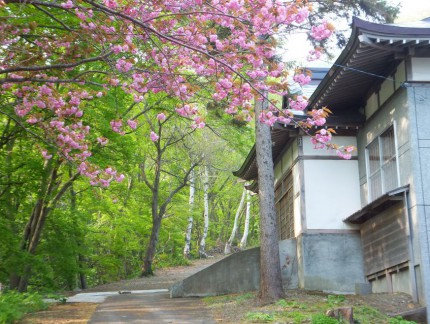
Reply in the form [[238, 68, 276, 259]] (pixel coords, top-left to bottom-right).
[[308, 17, 430, 114]]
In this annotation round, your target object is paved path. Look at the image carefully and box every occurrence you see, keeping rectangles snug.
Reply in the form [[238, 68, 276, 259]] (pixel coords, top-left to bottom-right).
[[88, 291, 215, 323], [70, 257, 225, 323]]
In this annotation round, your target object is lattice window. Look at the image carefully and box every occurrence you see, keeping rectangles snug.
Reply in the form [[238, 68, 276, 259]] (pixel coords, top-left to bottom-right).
[[367, 126, 399, 202], [275, 173, 294, 240]]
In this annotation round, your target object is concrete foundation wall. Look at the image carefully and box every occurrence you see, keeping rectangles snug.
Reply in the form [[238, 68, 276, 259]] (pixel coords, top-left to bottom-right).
[[279, 239, 298, 289], [171, 240, 298, 298], [171, 233, 366, 297], [298, 233, 366, 293], [370, 268, 413, 295], [170, 248, 260, 298]]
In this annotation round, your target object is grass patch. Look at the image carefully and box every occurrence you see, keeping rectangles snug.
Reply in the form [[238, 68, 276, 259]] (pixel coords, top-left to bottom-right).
[[246, 312, 274, 322], [204, 291, 417, 324]]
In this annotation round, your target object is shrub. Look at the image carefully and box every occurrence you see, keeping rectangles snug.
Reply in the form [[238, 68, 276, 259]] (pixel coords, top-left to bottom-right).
[[389, 316, 417, 324], [0, 291, 48, 323]]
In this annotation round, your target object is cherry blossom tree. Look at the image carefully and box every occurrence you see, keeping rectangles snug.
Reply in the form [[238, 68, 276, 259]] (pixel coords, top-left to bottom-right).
[[0, 0, 346, 300]]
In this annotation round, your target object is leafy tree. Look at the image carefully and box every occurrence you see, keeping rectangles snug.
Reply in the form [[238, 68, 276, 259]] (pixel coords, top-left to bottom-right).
[[0, 0, 385, 301]]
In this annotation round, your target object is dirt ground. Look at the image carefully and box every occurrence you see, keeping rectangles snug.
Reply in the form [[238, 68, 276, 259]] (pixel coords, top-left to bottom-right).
[[20, 254, 425, 323], [207, 289, 424, 324]]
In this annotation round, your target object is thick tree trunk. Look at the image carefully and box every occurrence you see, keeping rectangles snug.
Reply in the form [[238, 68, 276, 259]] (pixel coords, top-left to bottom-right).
[[255, 95, 285, 303], [184, 167, 195, 259], [224, 188, 246, 254], [141, 216, 162, 276], [239, 190, 251, 249], [199, 165, 210, 258]]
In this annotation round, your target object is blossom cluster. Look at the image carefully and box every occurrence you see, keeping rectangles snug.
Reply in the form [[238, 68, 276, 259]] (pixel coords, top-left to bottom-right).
[[0, 0, 342, 188]]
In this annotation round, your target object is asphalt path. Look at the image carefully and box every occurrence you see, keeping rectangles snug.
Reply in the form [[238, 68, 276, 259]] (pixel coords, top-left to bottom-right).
[[88, 291, 216, 323]]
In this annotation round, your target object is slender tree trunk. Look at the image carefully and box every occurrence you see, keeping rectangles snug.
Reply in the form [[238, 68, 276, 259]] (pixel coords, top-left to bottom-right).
[[184, 167, 195, 259], [69, 172, 88, 290], [78, 254, 88, 289], [10, 160, 56, 291], [141, 216, 162, 276], [239, 190, 251, 249], [199, 165, 210, 258], [224, 188, 246, 254], [255, 94, 285, 303], [9, 161, 78, 292]]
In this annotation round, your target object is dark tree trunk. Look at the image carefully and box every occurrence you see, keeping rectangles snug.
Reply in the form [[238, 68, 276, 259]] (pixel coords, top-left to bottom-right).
[[10, 197, 51, 292], [141, 216, 162, 276], [78, 253, 88, 290], [255, 96, 285, 303], [9, 162, 78, 292]]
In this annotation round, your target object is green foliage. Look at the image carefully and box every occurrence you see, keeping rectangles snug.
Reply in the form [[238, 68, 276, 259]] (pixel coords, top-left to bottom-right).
[[235, 292, 255, 303], [327, 294, 346, 306], [0, 291, 48, 323], [246, 312, 275, 323], [0, 72, 254, 291], [153, 254, 190, 268], [311, 314, 340, 324], [388, 316, 417, 324], [276, 299, 308, 310]]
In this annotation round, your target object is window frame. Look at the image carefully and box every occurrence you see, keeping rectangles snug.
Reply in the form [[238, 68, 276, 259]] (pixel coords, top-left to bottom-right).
[[365, 122, 401, 202], [275, 172, 294, 240]]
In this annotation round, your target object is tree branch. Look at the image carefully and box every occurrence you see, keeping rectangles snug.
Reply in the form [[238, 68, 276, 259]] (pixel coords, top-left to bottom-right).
[[33, 3, 73, 31], [139, 160, 154, 192], [0, 78, 104, 86], [0, 51, 113, 74], [158, 162, 197, 217]]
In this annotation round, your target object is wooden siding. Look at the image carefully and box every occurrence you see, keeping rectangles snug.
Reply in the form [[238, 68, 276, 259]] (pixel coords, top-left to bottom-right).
[[361, 202, 408, 275]]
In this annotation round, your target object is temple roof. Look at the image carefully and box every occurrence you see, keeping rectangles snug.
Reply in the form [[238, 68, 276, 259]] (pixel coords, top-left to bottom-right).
[[309, 17, 430, 115], [234, 17, 430, 182]]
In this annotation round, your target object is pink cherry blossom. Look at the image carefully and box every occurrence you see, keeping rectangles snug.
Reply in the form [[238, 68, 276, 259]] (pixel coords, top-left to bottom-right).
[[97, 137, 108, 145], [2, 0, 338, 186], [41, 150, 52, 160], [61, 0, 73, 9], [116, 174, 125, 182], [127, 119, 137, 129], [310, 21, 333, 41], [293, 73, 311, 86], [150, 131, 159, 142], [157, 113, 166, 121], [289, 96, 308, 111]]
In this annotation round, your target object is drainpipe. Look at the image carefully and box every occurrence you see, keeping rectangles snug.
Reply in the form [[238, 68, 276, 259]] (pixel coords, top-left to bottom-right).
[[404, 191, 418, 303]]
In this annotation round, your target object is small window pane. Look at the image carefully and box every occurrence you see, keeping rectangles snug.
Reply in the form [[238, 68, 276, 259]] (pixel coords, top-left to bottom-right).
[[370, 170, 382, 201], [381, 127, 395, 163], [368, 141, 380, 175], [367, 125, 398, 202], [275, 173, 294, 240], [382, 159, 397, 192]]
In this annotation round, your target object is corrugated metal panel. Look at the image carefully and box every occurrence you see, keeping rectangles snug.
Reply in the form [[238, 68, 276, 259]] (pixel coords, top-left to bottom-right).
[[361, 202, 408, 275]]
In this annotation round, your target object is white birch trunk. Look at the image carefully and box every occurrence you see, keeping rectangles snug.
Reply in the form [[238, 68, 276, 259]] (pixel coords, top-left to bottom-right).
[[183, 167, 195, 259], [199, 165, 210, 258], [239, 189, 251, 249], [224, 188, 247, 254]]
